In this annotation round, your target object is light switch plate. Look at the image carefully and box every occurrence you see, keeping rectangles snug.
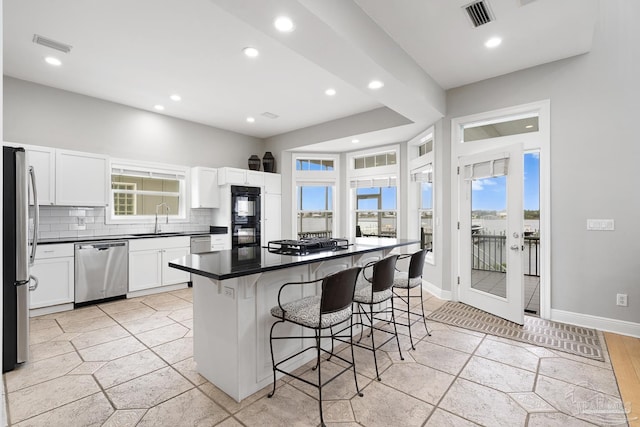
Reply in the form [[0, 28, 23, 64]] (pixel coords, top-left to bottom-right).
[[587, 219, 615, 231]]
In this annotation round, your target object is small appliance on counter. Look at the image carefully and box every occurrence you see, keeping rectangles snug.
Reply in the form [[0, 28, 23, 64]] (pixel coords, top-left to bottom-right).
[[267, 238, 350, 256]]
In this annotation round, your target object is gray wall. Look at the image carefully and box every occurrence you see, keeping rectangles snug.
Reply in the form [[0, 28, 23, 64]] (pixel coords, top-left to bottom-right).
[[444, 0, 640, 322], [3, 77, 262, 168]]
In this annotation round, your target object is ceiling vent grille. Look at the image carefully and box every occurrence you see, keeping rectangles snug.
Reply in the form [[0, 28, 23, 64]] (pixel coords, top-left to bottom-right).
[[32, 34, 73, 53], [261, 112, 279, 119], [463, 1, 495, 28]]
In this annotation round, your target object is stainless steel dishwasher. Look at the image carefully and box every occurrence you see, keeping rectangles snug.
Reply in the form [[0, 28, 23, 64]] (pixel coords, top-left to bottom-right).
[[75, 241, 128, 305]]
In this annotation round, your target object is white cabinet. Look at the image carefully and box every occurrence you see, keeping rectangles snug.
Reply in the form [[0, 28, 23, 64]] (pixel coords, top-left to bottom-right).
[[211, 234, 230, 250], [26, 146, 56, 205], [30, 244, 75, 309], [264, 173, 281, 194], [218, 167, 265, 187], [55, 149, 109, 206], [264, 194, 282, 243], [191, 167, 219, 208], [128, 236, 190, 292]]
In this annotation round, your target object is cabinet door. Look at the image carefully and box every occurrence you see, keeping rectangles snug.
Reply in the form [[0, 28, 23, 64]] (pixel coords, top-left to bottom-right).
[[56, 150, 108, 206], [26, 147, 56, 205], [246, 171, 265, 187], [264, 194, 281, 243], [218, 167, 246, 186], [191, 167, 219, 208], [30, 257, 74, 308], [129, 249, 162, 292], [264, 173, 281, 194], [162, 247, 191, 285]]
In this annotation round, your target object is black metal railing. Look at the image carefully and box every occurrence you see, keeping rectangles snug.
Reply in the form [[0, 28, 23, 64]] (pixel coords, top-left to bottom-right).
[[471, 234, 540, 277]]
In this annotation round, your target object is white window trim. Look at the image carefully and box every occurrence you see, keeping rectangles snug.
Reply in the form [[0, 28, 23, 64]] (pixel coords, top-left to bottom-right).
[[347, 144, 400, 240], [107, 158, 190, 225], [291, 153, 340, 238]]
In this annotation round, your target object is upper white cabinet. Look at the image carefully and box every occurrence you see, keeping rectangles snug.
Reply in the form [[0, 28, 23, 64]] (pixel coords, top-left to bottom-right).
[[26, 146, 56, 205], [264, 173, 281, 194], [218, 167, 265, 187], [191, 167, 219, 208], [264, 194, 282, 243], [55, 150, 109, 206]]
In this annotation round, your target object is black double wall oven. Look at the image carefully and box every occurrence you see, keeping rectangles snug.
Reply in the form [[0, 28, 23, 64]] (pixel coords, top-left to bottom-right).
[[231, 185, 261, 250]]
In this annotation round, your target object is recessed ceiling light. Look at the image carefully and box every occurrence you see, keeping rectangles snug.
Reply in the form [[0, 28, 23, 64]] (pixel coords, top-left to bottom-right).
[[243, 47, 259, 58], [274, 16, 295, 32], [351, 139, 360, 144], [525, 125, 534, 129], [169, 94, 181, 102], [325, 88, 336, 96], [44, 56, 62, 66], [246, 117, 256, 123], [485, 37, 502, 48], [368, 80, 384, 90], [154, 105, 165, 111]]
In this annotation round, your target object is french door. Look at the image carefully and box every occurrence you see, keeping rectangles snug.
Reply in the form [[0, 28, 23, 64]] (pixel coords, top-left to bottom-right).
[[458, 145, 524, 324]]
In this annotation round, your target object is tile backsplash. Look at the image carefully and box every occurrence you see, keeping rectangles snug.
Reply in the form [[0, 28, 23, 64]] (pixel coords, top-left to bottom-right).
[[34, 206, 215, 239]]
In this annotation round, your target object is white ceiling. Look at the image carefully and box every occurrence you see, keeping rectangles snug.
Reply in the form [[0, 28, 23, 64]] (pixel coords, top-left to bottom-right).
[[3, 0, 598, 149]]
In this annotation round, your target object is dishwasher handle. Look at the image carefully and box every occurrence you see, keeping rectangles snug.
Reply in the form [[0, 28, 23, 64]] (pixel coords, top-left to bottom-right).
[[76, 241, 128, 251]]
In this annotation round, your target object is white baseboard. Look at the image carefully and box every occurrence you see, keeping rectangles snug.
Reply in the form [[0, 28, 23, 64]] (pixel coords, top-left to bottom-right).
[[127, 282, 188, 299], [551, 309, 640, 338], [422, 280, 452, 301]]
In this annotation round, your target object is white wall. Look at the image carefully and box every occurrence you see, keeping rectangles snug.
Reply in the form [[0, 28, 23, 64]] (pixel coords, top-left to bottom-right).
[[444, 0, 640, 324], [3, 77, 262, 168]]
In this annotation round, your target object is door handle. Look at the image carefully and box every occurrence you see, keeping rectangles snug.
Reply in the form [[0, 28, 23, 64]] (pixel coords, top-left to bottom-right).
[[510, 244, 520, 251], [29, 275, 39, 291]]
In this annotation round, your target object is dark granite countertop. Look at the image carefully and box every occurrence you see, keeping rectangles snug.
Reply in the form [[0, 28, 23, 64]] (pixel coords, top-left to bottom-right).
[[169, 238, 419, 280], [37, 231, 215, 245]]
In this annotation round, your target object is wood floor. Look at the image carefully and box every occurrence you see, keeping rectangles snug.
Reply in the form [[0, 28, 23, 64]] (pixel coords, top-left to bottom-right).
[[605, 332, 640, 426]]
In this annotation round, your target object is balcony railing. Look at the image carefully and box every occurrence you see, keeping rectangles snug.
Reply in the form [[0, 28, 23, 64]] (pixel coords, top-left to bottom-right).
[[472, 234, 540, 277]]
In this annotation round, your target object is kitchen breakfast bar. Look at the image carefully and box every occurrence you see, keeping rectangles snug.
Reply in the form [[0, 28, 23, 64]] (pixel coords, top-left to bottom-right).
[[169, 239, 418, 402]]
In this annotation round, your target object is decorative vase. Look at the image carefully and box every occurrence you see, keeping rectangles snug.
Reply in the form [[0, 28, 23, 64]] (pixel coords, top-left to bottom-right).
[[248, 155, 261, 171], [262, 151, 275, 173]]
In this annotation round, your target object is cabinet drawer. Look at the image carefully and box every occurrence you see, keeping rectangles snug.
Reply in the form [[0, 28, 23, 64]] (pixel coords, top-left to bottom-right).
[[35, 244, 74, 259], [128, 236, 190, 251]]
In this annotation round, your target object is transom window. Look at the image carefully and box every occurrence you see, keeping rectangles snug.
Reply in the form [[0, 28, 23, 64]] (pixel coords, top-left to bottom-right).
[[109, 162, 188, 222], [418, 139, 433, 157], [296, 159, 334, 171], [463, 114, 539, 142], [354, 152, 396, 169]]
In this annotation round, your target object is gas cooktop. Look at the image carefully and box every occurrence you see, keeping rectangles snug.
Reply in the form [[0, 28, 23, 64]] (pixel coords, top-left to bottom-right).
[[267, 238, 350, 256]]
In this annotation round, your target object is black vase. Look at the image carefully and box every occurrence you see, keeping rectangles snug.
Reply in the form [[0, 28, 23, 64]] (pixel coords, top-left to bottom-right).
[[262, 151, 275, 173], [248, 155, 261, 171]]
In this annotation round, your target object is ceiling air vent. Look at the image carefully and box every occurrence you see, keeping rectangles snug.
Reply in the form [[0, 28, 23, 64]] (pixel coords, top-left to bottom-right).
[[261, 112, 279, 119], [32, 34, 73, 54], [463, 1, 495, 28]]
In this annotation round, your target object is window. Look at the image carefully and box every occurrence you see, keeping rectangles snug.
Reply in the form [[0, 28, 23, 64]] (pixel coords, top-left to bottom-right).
[[414, 167, 433, 250], [418, 139, 433, 157], [296, 159, 334, 171], [355, 186, 397, 237], [297, 186, 333, 238], [109, 162, 188, 222], [354, 152, 396, 169], [463, 114, 539, 142]]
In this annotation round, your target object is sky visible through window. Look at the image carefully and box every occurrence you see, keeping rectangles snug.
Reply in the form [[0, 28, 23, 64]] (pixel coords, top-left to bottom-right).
[[299, 186, 332, 210], [471, 152, 540, 211], [356, 187, 397, 210]]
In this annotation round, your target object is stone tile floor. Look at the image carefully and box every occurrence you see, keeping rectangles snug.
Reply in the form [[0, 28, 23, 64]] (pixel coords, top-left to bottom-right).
[[3, 287, 629, 426]]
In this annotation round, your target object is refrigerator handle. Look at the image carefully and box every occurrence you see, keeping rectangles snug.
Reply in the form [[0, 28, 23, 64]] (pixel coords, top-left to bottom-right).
[[29, 166, 39, 266]]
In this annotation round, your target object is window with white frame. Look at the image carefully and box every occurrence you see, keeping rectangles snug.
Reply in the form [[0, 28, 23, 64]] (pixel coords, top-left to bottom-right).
[[292, 154, 339, 239], [109, 161, 188, 223], [413, 165, 433, 250], [409, 128, 435, 262], [348, 146, 400, 239]]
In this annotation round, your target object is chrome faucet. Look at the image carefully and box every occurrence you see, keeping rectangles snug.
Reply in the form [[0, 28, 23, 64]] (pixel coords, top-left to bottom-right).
[[154, 203, 170, 233]]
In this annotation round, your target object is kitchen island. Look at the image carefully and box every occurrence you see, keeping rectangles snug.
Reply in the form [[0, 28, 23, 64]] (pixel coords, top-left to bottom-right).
[[169, 239, 419, 402]]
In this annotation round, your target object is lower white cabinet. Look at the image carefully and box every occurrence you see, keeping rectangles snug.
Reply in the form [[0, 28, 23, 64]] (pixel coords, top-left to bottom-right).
[[128, 236, 190, 292], [30, 244, 75, 309]]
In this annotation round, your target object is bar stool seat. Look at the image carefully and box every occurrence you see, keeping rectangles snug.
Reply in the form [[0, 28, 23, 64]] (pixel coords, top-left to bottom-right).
[[392, 272, 422, 289], [354, 277, 392, 304], [270, 296, 353, 328]]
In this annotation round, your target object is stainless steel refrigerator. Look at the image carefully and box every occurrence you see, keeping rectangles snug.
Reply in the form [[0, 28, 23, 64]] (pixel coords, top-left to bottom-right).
[[3, 146, 39, 372]]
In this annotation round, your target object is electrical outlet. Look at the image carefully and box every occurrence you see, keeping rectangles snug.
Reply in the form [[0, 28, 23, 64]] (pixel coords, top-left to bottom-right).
[[77, 217, 86, 226], [616, 293, 628, 307], [223, 286, 235, 299]]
